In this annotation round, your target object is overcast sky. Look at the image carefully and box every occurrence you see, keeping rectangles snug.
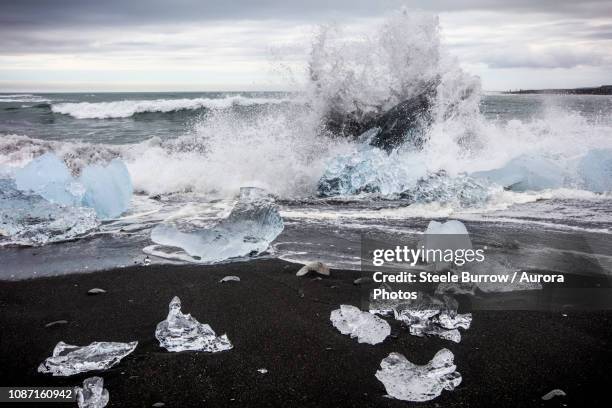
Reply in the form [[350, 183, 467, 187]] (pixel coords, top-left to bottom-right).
[[1, 0, 611, 92]]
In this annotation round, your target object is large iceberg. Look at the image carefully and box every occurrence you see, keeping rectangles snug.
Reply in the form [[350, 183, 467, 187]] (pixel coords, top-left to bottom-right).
[[75, 377, 109, 408], [79, 159, 133, 219], [578, 149, 612, 193], [330, 304, 391, 345], [151, 187, 283, 263], [375, 349, 462, 402], [11, 153, 132, 220], [38, 341, 138, 376], [0, 179, 99, 245], [471, 155, 565, 191], [155, 296, 233, 352]]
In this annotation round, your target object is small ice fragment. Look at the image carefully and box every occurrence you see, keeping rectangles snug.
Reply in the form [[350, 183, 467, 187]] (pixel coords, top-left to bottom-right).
[[330, 305, 390, 345], [296, 261, 330, 277], [542, 389, 566, 400], [375, 349, 462, 402], [438, 312, 472, 330], [257, 368, 268, 374], [38, 341, 138, 376], [155, 296, 233, 352], [87, 288, 107, 295], [79, 159, 133, 220], [75, 377, 109, 408], [45, 320, 68, 328], [219, 276, 240, 283]]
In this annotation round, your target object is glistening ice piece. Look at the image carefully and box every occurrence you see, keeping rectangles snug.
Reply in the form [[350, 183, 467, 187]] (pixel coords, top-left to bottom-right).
[[375, 349, 462, 402], [38, 341, 138, 376], [155, 296, 233, 352], [330, 304, 390, 345]]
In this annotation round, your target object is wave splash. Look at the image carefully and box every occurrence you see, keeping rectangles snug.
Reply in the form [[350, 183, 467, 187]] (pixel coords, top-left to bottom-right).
[[3, 10, 612, 206]]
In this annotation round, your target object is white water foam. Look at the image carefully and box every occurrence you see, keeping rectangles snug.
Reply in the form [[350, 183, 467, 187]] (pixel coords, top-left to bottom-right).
[[51, 95, 293, 119]]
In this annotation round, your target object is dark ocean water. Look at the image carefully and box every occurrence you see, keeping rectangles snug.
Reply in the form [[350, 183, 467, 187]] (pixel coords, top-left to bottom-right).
[[1, 91, 611, 279]]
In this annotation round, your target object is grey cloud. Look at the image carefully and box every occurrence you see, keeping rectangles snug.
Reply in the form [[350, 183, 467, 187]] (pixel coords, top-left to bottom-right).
[[1, 0, 611, 29]]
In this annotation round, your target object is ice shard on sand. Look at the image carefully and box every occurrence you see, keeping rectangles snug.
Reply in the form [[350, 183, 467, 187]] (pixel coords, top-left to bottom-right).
[[155, 296, 233, 352], [376, 349, 462, 402], [330, 304, 390, 345], [75, 377, 109, 408], [38, 341, 138, 376]]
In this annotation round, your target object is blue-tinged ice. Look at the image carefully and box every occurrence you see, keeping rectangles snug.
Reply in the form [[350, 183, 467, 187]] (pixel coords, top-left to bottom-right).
[[11, 153, 132, 219], [0, 179, 99, 246], [375, 349, 462, 402], [150, 187, 284, 263], [400, 171, 491, 207], [471, 155, 565, 191], [317, 145, 421, 197], [79, 159, 133, 219], [578, 149, 612, 192], [14, 152, 83, 206]]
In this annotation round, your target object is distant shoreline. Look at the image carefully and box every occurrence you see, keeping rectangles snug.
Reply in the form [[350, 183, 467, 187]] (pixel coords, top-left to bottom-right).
[[504, 85, 612, 95]]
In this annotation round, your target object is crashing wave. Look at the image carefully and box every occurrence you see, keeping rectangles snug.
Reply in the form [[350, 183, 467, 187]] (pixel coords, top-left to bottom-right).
[[149, 187, 284, 263], [51, 95, 292, 119]]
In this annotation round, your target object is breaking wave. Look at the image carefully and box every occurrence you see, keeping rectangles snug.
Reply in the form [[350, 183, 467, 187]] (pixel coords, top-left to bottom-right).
[[51, 95, 293, 119], [2, 9, 612, 206]]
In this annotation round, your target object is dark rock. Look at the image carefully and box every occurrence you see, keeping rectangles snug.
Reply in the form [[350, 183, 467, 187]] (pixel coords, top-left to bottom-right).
[[323, 84, 435, 153]]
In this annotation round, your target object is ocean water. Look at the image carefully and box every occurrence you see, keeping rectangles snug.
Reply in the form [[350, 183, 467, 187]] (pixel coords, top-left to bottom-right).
[[1, 11, 611, 279]]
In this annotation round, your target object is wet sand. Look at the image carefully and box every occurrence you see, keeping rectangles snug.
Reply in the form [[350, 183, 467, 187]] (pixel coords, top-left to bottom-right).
[[0, 259, 611, 407]]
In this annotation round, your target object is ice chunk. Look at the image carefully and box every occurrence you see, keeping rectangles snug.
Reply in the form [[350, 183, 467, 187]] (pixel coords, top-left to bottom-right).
[[79, 159, 133, 219], [155, 296, 233, 352], [425, 219, 469, 236], [400, 171, 491, 207], [151, 187, 283, 263], [375, 349, 462, 402], [423, 220, 472, 270], [330, 304, 390, 345], [14, 153, 83, 206], [578, 149, 612, 192], [0, 179, 99, 246], [390, 293, 471, 343], [38, 341, 137, 376], [317, 145, 420, 197], [75, 377, 109, 408], [471, 155, 564, 191]]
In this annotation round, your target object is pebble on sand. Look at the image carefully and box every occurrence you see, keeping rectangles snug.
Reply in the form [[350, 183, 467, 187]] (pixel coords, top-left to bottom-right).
[[44, 320, 68, 328], [542, 389, 566, 400], [296, 262, 330, 277], [219, 276, 241, 283]]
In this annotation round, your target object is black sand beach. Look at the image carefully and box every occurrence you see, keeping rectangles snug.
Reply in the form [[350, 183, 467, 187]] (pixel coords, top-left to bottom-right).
[[1, 259, 611, 407]]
